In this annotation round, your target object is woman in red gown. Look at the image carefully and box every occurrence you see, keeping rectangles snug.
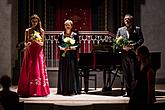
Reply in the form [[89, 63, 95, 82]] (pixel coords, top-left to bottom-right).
[[17, 14, 50, 97]]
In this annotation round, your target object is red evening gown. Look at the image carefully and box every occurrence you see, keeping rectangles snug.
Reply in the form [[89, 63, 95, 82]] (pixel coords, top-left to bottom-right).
[[17, 41, 50, 97]]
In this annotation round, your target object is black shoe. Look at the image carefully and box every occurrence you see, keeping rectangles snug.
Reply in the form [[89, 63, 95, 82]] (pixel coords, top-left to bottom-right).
[[102, 86, 112, 92], [77, 91, 81, 94]]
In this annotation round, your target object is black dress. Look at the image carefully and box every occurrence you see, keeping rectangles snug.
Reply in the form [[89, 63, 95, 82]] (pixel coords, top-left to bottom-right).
[[128, 64, 156, 110], [57, 31, 81, 95]]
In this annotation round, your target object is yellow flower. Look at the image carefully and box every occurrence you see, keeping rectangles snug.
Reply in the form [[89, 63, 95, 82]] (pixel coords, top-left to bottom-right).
[[116, 36, 124, 44], [112, 35, 130, 53], [116, 35, 129, 46], [32, 30, 42, 42]]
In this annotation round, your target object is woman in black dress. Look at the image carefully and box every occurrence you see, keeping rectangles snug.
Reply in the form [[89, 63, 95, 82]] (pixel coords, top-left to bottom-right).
[[57, 20, 80, 95], [128, 45, 156, 109]]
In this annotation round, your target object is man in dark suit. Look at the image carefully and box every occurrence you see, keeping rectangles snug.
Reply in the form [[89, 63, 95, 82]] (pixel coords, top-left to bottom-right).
[[116, 14, 144, 97]]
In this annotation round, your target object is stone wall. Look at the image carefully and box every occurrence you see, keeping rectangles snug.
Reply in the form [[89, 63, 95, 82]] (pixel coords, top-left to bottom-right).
[[0, 0, 18, 78], [140, 0, 165, 81]]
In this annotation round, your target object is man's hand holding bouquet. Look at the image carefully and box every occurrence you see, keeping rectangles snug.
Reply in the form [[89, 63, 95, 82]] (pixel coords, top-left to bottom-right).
[[113, 35, 133, 53]]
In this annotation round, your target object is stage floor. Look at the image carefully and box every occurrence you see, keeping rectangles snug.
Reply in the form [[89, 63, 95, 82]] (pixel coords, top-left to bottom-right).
[[9, 85, 165, 110], [11, 84, 165, 105]]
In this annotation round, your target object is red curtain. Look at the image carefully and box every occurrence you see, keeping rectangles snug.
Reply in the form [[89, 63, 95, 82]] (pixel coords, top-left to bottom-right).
[[55, 0, 92, 31]]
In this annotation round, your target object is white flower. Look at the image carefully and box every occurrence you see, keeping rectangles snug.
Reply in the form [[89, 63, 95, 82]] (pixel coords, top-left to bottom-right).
[[70, 39, 75, 44], [64, 37, 75, 45], [62, 37, 76, 57], [64, 37, 70, 43]]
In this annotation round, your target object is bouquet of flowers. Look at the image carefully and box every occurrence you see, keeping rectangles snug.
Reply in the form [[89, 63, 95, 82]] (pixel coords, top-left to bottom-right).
[[62, 37, 76, 57], [31, 30, 42, 42], [112, 35, 130, 53]]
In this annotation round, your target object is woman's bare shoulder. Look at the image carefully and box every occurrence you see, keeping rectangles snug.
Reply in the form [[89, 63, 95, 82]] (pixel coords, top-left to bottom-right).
[[25, 28, 31, 32], [40, 28, 44, 32]]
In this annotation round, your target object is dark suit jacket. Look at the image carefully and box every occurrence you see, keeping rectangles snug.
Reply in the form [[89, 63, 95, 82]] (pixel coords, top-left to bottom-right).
[[116, 26, 144, 50]]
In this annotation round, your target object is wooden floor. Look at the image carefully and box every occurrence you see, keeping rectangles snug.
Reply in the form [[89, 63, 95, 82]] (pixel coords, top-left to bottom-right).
[[11, 84, 165, 110]]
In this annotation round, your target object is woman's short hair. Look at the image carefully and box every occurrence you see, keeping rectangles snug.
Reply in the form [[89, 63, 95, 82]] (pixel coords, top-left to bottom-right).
[[124, 14, 133, 20], [64, 19, 73, 26]]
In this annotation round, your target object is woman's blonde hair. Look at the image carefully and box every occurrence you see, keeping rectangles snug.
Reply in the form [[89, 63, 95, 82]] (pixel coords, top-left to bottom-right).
[[64, 19, 73, 26]]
